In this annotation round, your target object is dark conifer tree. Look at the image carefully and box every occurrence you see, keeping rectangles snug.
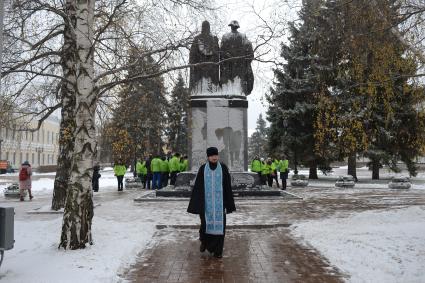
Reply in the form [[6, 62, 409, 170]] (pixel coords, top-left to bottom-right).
[[167, 74, 190, 154], [105, 49, 167, 165], [248, 114, 268, 160], [267, 0, 331, 178]]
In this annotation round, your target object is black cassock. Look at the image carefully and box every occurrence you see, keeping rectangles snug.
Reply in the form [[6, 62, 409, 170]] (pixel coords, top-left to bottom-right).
[[187, 162, 236, 256]]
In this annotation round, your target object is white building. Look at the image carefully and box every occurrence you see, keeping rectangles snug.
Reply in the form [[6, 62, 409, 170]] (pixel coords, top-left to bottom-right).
[[0, 116, 60, 168]]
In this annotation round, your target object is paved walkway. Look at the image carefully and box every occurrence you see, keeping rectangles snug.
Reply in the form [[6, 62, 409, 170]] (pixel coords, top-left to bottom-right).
[[124, 186, 425, 283], [125, 227, 344, 283]]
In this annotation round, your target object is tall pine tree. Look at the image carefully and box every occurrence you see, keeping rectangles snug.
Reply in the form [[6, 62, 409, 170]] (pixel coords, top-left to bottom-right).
[[248, 114, 268, 160], [104, 49, 167, 164], [166, 74, 190, 154], [267, 0, 331, 178]]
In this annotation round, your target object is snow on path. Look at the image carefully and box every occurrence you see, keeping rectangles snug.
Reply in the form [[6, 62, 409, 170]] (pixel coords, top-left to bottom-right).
[[291, 206, 425, 283]]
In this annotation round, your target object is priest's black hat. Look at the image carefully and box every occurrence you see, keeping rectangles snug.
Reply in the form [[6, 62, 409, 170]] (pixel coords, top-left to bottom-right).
[[206, 147, 219, 157]]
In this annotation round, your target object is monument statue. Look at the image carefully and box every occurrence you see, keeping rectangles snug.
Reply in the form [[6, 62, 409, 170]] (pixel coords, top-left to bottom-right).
[[189, 20, 252, 172], [220, 20, 254, 95], [189, 21, 220, 95]]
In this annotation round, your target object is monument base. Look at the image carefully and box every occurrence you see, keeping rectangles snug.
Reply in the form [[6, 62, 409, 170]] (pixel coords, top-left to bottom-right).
[[155, 171, 282, 198], [189, 95, 248, 172]]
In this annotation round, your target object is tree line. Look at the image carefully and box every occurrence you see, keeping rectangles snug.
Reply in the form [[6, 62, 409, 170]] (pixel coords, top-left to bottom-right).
[[267, 0, 425, 180]]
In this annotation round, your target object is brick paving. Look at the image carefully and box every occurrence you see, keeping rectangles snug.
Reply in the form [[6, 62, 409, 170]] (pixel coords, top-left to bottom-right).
[[125, 228, 345, 283], [123, 186, 425, 283]]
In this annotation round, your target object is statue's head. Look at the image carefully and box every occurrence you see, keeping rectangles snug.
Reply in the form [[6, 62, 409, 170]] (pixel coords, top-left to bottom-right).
[[228, 20, 240, 31], [201, 20, 210, 34]]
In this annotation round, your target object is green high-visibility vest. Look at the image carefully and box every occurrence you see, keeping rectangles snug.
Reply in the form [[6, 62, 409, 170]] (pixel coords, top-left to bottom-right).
[[279, 159, 289, 172]]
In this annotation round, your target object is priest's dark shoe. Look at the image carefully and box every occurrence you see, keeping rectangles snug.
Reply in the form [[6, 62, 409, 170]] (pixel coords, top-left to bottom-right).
[[200, 242, 206, 252], [214, 253, 222, 258]]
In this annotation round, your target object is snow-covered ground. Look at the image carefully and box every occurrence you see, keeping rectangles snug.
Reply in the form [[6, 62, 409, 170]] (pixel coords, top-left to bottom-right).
[[291, 206, 425, 283], [0, 166, 424, 282]]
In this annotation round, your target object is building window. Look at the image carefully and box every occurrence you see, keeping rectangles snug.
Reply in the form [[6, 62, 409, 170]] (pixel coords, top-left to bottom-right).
[[6, 152, 9, 161], [42, 130, 45, 143], [52, 132, 54, 144], [32, 153, 35, 164], [37, 131, 39, 142], [31, 132, 34, 141], [5, 128, 8, 139], [13, 152, 16, 164], [19, 152, 22, 165], [42, 154, 45, 165], [26, 153, 29, 162]]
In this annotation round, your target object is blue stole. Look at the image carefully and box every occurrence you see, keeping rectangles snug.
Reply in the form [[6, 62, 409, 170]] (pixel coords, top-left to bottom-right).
[[204, 162, 224, 235]]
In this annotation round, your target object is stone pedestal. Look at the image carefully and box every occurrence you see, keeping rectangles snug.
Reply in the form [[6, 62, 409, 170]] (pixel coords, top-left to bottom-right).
[[189, 95, 248, 171]]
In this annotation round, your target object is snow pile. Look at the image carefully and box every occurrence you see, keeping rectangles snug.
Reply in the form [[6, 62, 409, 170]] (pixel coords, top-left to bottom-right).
[[1, 216, 155, 282], [291, 206, 425, 283]]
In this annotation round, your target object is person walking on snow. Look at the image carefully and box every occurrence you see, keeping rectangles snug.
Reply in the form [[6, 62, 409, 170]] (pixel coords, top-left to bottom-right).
[[160, 156, 170, 188], [279, 155, 289, 190], [19, 160, 33, 201], [169, 153, 181, 186], [250, 156, 262, 180], [272, 157, 280, 188], [151, 155, 162, 190], [136, 158, 147, 187], [187, 147, 236, 258], [265, 158, 274, 187], [92, 164, 101, 192], [114, 159, 127, 191]]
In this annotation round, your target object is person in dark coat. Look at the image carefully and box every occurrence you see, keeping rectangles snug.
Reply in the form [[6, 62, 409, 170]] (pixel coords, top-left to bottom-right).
[[145, 155, 153, 190], [92, 164, 101, 192], [187, 147, 236, 258]]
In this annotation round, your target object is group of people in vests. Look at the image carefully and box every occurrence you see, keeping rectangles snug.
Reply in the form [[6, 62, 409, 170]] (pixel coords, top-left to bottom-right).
[[113, 152, 189, 191], [250, 155, 289, 190]]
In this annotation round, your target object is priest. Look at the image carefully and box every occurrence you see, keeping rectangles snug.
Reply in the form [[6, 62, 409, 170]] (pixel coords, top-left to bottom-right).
[[187, 147, 236, 258]]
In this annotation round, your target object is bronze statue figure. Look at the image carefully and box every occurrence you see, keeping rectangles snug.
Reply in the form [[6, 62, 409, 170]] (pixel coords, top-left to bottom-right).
[[220, 20, 254, 95], [189, 21, 220, 95]]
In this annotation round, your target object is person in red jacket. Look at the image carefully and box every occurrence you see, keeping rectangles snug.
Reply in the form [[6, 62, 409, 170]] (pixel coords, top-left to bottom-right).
[[19, 161, 33, 201]]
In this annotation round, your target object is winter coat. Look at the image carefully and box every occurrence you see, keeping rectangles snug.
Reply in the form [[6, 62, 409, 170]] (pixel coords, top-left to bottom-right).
[[279, 159, 289, 172], [182, 159, 189, 171], [251, 159, 262, 172], [160, 159, 169, 173], [261, 162, 271, 175], [187, 162, 236, 215], [169, 156, 180, 172], [150, 158, 162, 173], [19, 164, 32, 190], [145, 159, 152, 174], [136, 161, 147, 175], [179, 161, 186, 172], [271, 161, 277, 171], [92, 166, 101, 189], [272, 159, 280, 171], [114, 164, 127, 176]]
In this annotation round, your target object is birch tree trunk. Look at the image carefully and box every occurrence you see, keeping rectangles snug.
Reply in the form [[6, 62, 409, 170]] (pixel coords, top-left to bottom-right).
[[59, 0, 96, 249], [0, 0, 5, 94], [52, 0, 77, 211]]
